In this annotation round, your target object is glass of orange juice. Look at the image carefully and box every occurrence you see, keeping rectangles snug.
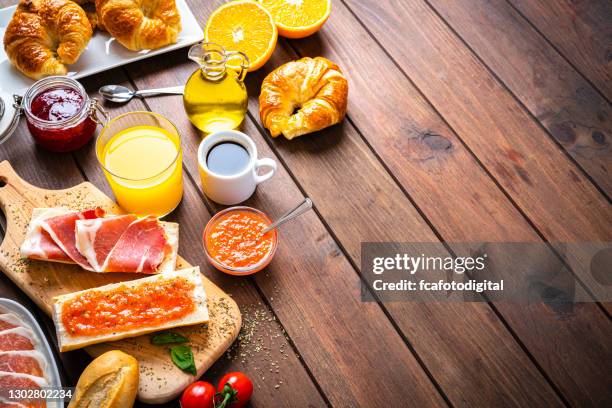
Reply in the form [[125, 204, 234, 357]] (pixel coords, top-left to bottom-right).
[[96, 111, 183, 216]]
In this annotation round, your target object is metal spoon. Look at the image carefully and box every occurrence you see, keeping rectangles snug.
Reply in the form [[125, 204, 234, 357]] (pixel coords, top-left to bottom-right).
[[99, 84, 184, 104], [261, 198, 313, 235]]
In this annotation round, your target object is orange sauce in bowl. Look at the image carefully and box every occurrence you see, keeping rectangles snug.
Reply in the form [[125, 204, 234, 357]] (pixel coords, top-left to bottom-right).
[[204, 208, 277, 274]]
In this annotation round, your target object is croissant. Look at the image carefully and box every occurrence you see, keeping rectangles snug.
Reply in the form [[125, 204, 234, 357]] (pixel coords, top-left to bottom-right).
[[3, 0, 93, 80], [72, 0, 102, 30], [259, 57, 348, 140], [95, 0, 181, 51]]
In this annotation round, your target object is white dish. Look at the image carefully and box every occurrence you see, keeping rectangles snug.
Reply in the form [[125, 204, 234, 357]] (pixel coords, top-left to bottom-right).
[[0, 297, 62, 407], [0, 0, 203, 95]]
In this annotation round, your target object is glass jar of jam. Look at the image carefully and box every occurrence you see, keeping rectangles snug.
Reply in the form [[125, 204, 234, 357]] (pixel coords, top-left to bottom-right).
[[0, 76, 107, 152]]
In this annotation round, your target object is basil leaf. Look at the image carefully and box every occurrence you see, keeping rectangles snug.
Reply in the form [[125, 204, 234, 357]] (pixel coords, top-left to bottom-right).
[[170, 345, 196, 376], [151, 332, 189, 345]]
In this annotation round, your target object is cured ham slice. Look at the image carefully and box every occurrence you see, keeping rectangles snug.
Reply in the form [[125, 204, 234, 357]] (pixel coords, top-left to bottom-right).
[[20, 208, 74, 263], [0, 311, 51, 408], [0, 399, 27, 408], [102, 216, 169, 273], [0, 314, 22, 332], [75, 215, 137, 271], [0, 373, 46, 408], [0, 351, 46, 377], [21, 208, 179, 274], [0, 398, 43, 408], [0, 328, 37, 352], [75, 214, 178, 273], [39, 208, 104, 270], [20, 208, 104, 269]]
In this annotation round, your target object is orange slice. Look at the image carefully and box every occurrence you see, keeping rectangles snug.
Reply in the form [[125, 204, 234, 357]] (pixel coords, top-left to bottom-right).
[[205, 0, 278, 72], [259, 0, 331, 39]]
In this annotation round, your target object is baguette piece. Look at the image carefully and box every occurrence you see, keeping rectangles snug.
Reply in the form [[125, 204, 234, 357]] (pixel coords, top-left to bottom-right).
[[53, 267, 208, 351], [68, 350, 138, 408]]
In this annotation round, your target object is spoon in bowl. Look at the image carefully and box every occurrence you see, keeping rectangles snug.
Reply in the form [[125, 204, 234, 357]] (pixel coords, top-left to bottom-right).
[[99, 85, 184, 104], [261, 198, 313, 235]]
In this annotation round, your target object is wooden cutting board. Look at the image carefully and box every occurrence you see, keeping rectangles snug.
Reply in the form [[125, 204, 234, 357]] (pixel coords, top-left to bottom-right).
[[0, 160, 241, 404]]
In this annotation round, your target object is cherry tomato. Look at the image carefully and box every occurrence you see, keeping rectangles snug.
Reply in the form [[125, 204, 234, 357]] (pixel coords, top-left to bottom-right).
[[216, 372, 253, 408], [180, 381, 216, 408]]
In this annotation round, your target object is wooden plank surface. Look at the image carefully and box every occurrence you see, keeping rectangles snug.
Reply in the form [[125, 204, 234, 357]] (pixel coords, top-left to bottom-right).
[[120, 2, 569, 407], [280, 1, 611, 406], [117, 54, 448, 407], [343, 0, 612, 305], [508, 0, 612, 101], [427, 0, 611, 197], [0, 0, 610, 406]]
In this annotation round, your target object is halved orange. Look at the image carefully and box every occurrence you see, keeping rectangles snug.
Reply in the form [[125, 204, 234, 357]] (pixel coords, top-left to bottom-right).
[[205, 1, 278, 71], [259, 0, 331, 39]]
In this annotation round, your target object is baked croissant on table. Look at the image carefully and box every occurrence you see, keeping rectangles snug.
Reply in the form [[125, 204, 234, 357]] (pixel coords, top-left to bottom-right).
[[259, 57, 349, 140], [3, 0, 93, 79]]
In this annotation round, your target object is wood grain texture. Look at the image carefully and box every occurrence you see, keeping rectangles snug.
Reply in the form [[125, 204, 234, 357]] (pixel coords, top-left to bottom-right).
[[0, 0, 609, 406], [0, 161, 241, 404], [343, 0, 612, 304], [427, 0, 611, 197], [124, 0, 605, 404], [121, 5, 567, 408], [509, 0, 612, 101], [282, 0, 611, 406], [119, 40, 448, 408], [241, 118, 564, 407]]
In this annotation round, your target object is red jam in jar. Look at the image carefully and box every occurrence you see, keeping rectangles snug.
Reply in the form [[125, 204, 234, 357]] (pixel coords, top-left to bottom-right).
[[24, 77, 98, 152], [31, 87, 84, 122]]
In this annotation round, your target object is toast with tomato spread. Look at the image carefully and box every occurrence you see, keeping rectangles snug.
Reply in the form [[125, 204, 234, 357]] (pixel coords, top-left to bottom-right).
[[52, 267, 209, 351]]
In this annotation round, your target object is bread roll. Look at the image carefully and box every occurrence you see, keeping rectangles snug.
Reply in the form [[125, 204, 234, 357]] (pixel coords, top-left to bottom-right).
[[68, 350, 138, 408]]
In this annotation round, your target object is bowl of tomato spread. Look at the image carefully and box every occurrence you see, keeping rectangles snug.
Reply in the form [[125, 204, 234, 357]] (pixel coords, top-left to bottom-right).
[[204, 206, 277, 275]]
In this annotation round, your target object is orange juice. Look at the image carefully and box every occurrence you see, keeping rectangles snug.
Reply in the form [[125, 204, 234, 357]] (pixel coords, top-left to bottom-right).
[[99, 124, 183, 216]]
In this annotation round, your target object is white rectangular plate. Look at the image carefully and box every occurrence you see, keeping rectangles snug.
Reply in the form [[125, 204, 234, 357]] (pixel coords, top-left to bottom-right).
[[0, 0, 203, 94]]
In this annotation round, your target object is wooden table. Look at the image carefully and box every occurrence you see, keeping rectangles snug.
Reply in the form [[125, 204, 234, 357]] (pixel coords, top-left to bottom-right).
[[0, 0, 610, 406]]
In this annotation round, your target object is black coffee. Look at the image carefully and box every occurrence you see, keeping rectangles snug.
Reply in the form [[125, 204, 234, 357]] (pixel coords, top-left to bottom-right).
[[206, 142, 250, 176]]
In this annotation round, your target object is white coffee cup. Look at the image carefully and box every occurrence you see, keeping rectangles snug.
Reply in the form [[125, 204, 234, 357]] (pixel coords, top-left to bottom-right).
[[198, 130, 277, 205]]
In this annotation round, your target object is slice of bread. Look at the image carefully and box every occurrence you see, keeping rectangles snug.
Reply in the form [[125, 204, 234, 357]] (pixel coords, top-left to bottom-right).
[[53, 267, 208, 352], [157, 221, 179, 274]]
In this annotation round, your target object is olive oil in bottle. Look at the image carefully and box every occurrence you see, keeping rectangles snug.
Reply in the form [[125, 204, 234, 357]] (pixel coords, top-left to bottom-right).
[[183, 42, 249, 134]]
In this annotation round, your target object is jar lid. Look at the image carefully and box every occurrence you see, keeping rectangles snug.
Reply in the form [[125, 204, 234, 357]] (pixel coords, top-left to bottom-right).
[[0, 92, 20, 146]]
